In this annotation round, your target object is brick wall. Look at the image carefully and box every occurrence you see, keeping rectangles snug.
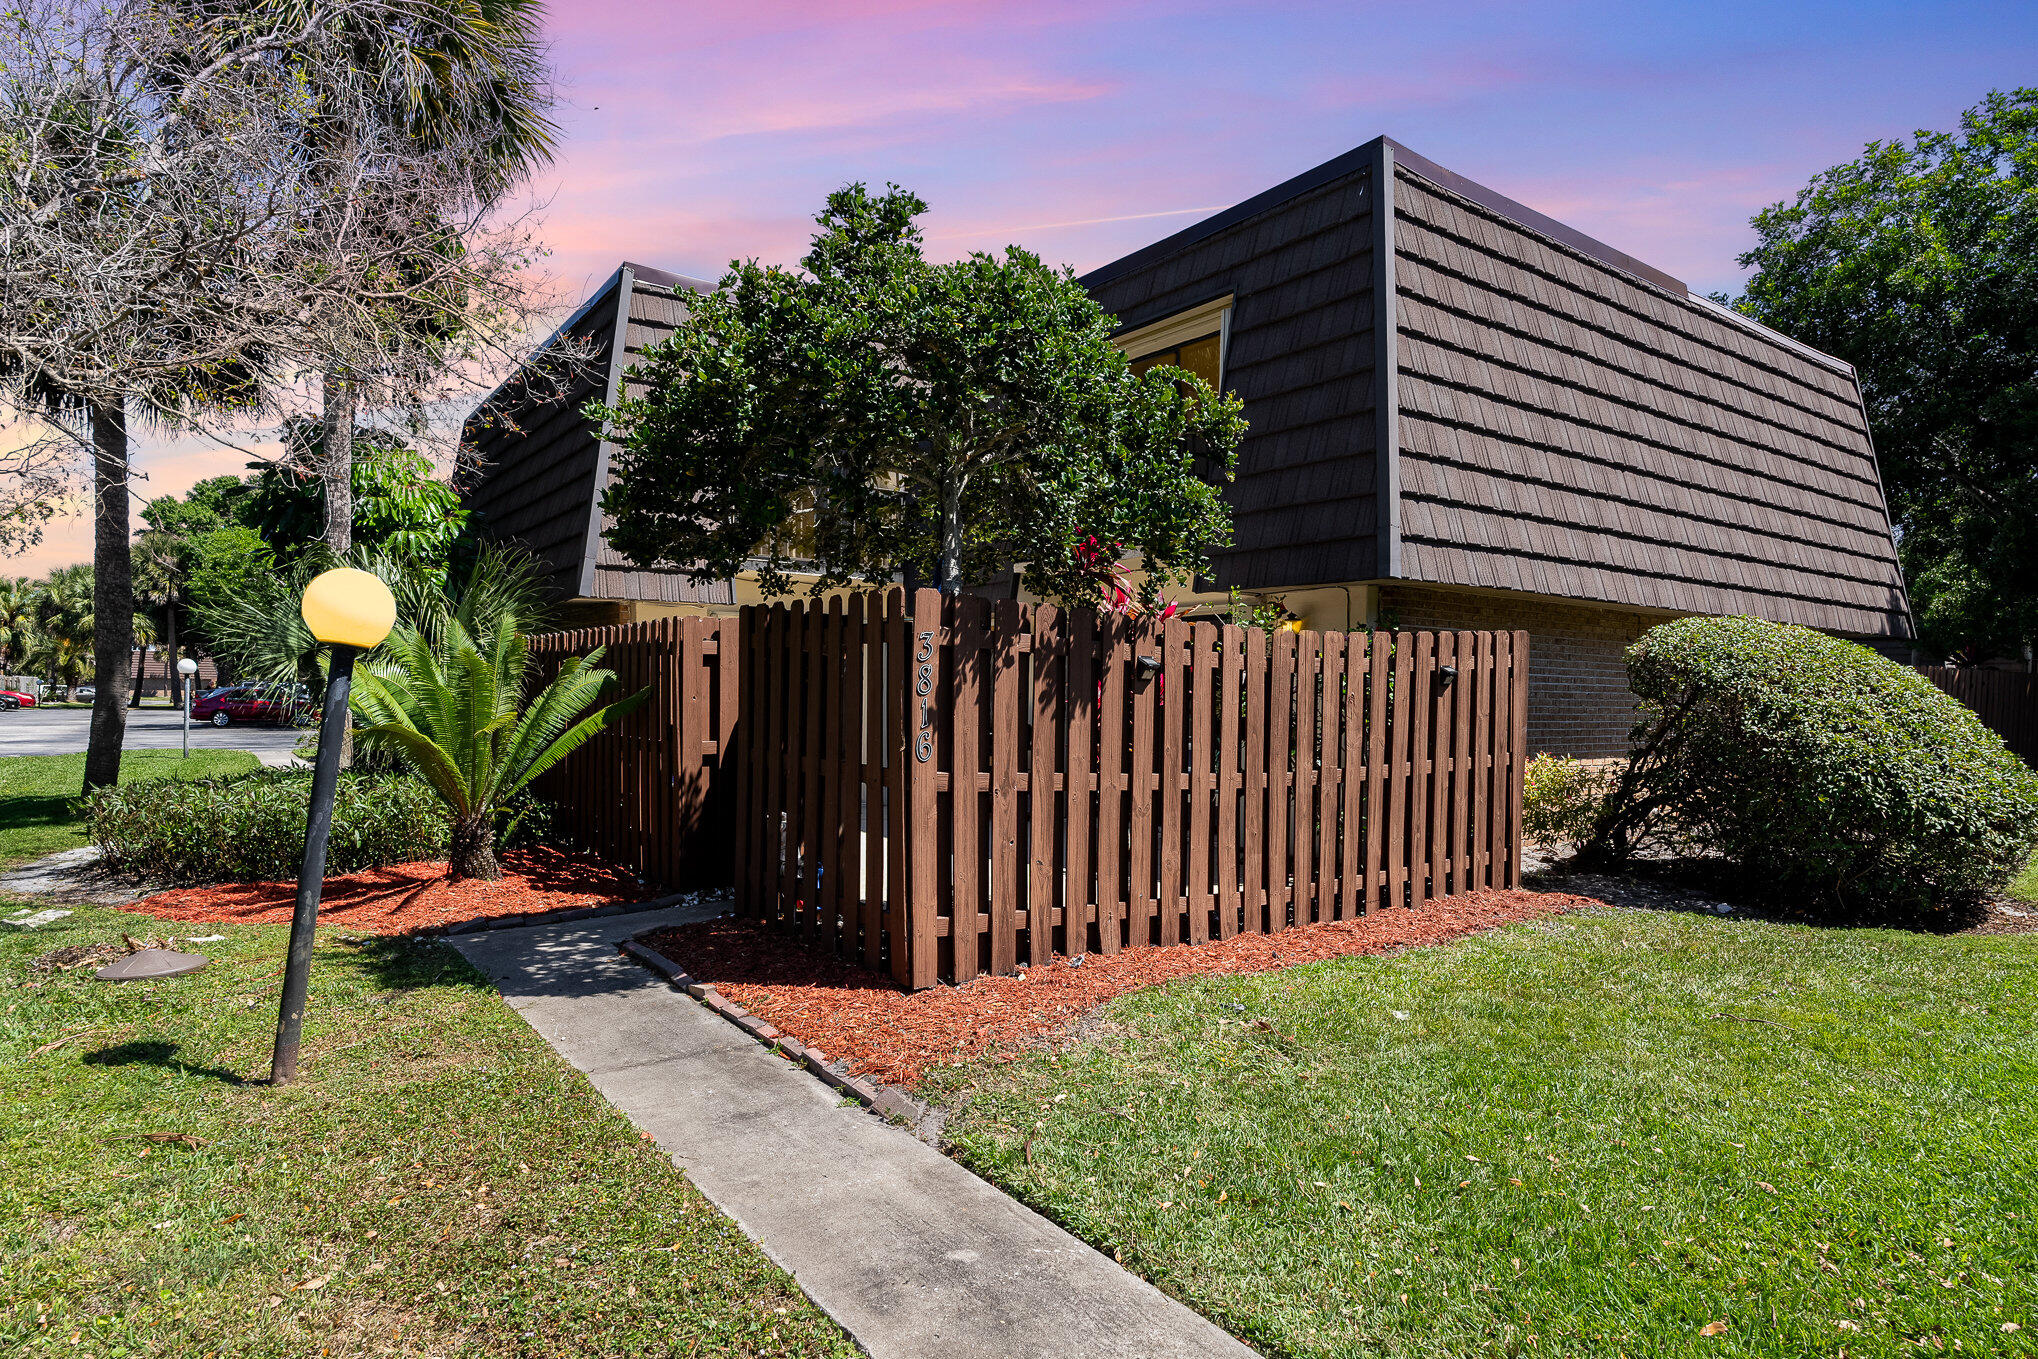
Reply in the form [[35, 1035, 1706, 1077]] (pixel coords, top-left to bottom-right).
[[1379, 584, 1665, 759]]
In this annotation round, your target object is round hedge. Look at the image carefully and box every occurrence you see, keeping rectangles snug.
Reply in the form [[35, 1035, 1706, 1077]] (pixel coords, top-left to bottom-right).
[[1615, 615, 2038, 916]]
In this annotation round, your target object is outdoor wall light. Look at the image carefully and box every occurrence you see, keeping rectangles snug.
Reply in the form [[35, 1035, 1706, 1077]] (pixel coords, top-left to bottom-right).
[[1135, 655, 1162, 680], [269, 568, 396, 1086], [1436, 665, 1459, 689]]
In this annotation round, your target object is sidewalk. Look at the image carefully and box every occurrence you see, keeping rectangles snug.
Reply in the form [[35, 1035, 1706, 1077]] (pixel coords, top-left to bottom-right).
[[449, 907, 1259, 1359]]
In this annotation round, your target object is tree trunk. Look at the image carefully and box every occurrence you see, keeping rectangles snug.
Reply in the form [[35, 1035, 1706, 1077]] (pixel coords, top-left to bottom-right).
[[129, 640, 145, 707], [165, 603, 181, 706], [938, 474, 964, 594], [448, 813, 500, 881], [321, 372, 354, 558], [83, 401, 133, 795], [322, 373, 357, 768]]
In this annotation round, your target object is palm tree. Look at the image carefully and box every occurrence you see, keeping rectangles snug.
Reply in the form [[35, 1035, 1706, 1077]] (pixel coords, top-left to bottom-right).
[[0, 577, 35, 672], [351, 614, 644, 879], [303, 0, 559, 557], [26, 565, 95, 696]]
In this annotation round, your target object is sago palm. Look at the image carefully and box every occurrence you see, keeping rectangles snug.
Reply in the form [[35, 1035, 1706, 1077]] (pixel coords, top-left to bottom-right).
[[350, 612, 645, 879]]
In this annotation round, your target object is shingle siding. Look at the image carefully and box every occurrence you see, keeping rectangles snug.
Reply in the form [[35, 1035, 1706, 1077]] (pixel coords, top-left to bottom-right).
[[459, 281, 621, 599], [459, 264, 728, 604], [1083, 170, 1379, 591], [1390, 166, 1909, 637]]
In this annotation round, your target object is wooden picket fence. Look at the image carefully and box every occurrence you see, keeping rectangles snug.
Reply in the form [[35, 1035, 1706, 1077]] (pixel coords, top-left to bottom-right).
[[1919, 665, 2038, 765], [733, 588, 1528, 989], [527, 617, 739, 889]]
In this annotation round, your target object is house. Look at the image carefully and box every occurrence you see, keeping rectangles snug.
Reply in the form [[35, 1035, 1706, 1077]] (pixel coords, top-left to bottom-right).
[[460, 262, 723, 626], [460, 136, 1912, 759]]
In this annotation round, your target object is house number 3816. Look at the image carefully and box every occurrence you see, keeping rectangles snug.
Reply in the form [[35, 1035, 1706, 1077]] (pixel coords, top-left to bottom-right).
[[914, 630, 936, 762]]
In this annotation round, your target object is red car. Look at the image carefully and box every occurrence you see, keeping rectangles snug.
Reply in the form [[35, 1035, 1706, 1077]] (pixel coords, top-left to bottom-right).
[[190, 683, 302, 726], [0, 688, 36, 708]]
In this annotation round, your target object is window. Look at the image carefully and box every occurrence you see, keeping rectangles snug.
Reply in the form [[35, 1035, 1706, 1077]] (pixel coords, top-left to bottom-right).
[[1113, 294, 1233, 392], [1130, 332, 1222, 390]]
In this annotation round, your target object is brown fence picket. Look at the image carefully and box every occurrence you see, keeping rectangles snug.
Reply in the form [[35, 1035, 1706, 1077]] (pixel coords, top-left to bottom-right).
[[1063, 610, 1096, 957]]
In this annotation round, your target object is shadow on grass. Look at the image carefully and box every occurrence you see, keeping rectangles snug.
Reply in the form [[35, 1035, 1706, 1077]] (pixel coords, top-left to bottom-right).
[[335, 931, 500, 995], [0, 793, 81, 835], [1542, 855, 2000, 935], [83, 1038, 249, 1086]]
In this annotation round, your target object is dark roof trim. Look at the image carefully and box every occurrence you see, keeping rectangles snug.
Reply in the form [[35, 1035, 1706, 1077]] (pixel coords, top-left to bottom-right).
[[1384, 140, 1686, 297], [623, 261, 716, 296], [1079, 135, 1689, 299], [578, 264, 639, 598], [1080, 140, 1382, 291], [461, 262, 712, 441], [1371, 139, 1402, 579]]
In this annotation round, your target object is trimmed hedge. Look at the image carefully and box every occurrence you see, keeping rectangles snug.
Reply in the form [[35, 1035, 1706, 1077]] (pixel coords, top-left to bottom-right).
[[1591, 615, 2038, 915], [88, 767, 448, 884]]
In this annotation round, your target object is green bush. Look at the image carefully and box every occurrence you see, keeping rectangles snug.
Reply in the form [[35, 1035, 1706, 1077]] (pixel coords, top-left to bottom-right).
[[87, 767, 449, 884], [1522, 754, 1610, 850], [1586, 615, 2038, 916]]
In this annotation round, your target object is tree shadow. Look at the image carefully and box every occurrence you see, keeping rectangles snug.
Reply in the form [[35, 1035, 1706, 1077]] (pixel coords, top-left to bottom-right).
[[82, 1039, 250, 1086]]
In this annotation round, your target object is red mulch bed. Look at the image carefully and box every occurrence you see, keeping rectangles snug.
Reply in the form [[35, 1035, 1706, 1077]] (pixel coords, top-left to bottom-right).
[[642, 888, 1603, 1088], [120, 845, 645, 936]]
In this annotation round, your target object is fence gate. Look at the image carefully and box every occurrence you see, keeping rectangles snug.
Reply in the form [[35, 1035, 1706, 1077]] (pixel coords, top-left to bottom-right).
[[733, 588, 1527, 989], [528, 617, 738, 889]]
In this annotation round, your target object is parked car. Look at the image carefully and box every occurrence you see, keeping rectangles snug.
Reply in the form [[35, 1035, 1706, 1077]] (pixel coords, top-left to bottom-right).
[[0, 688, 36, 708], [190, 684, 255, 726], [190, 682, 308, 726], [73, 684, 95, 702], [0, 693, 18, 710]]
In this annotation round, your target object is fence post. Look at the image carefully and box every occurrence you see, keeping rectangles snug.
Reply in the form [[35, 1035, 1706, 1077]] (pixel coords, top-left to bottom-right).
[[903, 589, 943, 989]]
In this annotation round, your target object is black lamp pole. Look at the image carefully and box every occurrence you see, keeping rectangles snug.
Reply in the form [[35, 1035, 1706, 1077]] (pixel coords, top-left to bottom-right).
[[268, 642, 356, 1086]]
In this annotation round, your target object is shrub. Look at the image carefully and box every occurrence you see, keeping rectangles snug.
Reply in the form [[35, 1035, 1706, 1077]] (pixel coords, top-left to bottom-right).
[[1522, 755, 1610, 850], [88, 767, 449, 884], [1583, 615, 2038, 917]]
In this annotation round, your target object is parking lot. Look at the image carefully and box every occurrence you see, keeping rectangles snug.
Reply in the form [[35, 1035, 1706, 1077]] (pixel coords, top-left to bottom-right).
[[0, 704, 304, 763]]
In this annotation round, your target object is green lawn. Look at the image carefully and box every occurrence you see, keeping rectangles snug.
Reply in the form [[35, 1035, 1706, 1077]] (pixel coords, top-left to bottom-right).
[[933, 907, 2038, 1359], [2010, 853, 2038, 905], [1, 902, 854, 1358], [0, 750, 259, 870]]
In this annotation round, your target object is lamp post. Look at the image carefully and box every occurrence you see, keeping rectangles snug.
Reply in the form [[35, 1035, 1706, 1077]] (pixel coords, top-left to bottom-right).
[[269, 568, 395, 1086], [176, 656, 198, 757]]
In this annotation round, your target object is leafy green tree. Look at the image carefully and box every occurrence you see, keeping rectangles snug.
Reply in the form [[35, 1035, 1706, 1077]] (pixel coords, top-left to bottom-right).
[[1736, 89, 2038, 662], [598, 184, 1246, 605], [352, 616, 644, 880], [240, 419, 468, 575]]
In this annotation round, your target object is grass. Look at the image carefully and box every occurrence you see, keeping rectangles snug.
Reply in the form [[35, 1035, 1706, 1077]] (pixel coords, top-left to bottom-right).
[[932, 907, 2038, 1359], [1, 901, 855, 1358], [2009, 853, 2038, 906], [0, 750, 261, 871]]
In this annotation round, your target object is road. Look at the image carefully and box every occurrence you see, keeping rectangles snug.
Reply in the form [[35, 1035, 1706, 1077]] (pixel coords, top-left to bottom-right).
[[0, 705, 303, 764]]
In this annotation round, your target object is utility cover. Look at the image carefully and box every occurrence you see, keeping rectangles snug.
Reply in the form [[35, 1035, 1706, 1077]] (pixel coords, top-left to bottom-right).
[[96, 949, 209, 982]]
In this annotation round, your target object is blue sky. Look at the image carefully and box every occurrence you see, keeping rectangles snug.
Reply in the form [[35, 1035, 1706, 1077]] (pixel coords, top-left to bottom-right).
[[16, 0, 2038, 573]]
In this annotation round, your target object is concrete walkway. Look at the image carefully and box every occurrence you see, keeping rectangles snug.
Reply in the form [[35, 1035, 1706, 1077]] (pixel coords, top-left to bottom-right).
[[450, 908, 1258, 1359]]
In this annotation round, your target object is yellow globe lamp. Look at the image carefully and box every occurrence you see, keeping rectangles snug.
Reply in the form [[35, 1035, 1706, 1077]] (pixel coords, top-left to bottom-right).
[[270, 566, 395, 1087], [299, 568, 396, 649]]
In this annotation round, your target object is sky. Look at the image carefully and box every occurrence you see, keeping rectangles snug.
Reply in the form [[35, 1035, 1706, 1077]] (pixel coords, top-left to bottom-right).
[[12, 0, 2038, 576]]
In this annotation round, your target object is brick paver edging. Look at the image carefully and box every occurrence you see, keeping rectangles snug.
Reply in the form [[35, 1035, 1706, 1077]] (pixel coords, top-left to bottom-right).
[[619, 938, 928, 1126]]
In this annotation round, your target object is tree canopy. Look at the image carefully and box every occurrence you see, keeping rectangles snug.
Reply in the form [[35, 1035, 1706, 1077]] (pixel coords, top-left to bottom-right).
[[1736, 88, 2038, 662], [596, 184, 1246, 607]]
